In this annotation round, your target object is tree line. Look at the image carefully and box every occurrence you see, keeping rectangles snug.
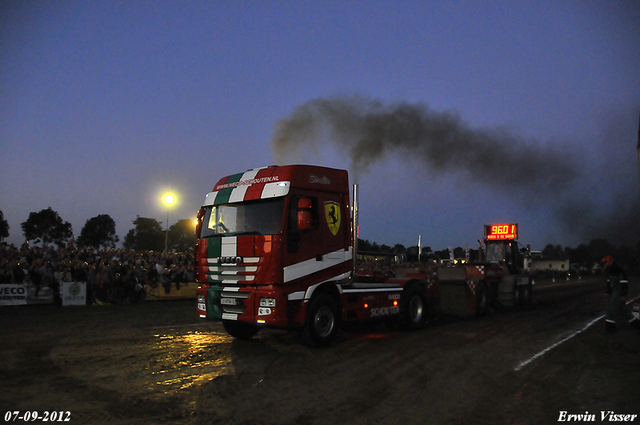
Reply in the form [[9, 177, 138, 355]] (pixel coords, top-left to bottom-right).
[[0, 208, 196, 253], [1, 208, 638, 270]]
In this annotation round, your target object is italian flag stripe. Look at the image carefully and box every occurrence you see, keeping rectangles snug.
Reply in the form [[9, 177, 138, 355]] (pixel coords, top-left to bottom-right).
[[226, 172, 245, 183], [207, 238, 221, 258], [214, 188, 232, 205], [221, 236, 238, 257], [207, 237, 238, 284], [207, 167, 286, 206], [245, 167, 273, 200], [229, 169, 261, 203], [214, 172, 244, 205]]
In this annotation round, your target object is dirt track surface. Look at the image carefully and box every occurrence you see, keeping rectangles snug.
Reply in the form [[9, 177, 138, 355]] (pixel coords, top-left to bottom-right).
[[1, 277, 639, 425]]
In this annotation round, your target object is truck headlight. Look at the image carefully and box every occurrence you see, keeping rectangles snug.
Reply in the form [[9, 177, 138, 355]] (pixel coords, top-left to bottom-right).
[[197, 294, 207, 313], [259, 298, 276, 307]]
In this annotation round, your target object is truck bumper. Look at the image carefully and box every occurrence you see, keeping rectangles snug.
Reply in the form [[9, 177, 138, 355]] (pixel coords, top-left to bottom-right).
[[199, 284, 301, 328], [196, 284, 223, 319]]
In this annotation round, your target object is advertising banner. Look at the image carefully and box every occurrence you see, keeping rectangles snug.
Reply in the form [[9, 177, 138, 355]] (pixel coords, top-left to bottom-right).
[[61, 282, 86, 306], [27, 285, 54, 304], [0, 284, 28, 306]]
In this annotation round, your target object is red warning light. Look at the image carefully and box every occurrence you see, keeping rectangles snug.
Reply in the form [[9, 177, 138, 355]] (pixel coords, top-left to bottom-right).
[[364, 303, 369, 309], [393, 300, 398, 307]]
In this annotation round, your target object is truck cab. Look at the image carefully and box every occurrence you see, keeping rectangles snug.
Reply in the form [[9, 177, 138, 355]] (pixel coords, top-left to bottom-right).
[[195, 165, 352, 332], [195, 165, 423, 346]]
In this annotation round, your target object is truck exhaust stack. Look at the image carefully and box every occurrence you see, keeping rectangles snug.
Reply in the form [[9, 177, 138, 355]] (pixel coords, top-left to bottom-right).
[[352, 183, 359, 279]]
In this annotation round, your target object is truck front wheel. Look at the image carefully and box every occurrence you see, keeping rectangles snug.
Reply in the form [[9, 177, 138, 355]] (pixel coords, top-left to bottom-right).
[[223, 320, 259, 340], [303, 294, 338, 347]]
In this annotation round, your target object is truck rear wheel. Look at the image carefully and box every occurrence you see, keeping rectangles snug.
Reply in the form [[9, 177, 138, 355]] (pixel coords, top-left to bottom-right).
[[400, 291, 426, 330], [303, 294, 338, 347], [223, 320, 259, 340]]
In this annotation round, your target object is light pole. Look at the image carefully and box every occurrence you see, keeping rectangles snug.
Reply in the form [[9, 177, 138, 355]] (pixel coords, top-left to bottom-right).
[[163, 194, 175, 253]]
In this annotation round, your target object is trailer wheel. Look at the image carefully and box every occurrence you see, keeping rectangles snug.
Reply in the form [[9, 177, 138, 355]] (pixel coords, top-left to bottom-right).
[[303, 294, 338, 347], [476, 283, 488, 316], [522, 283, 533, 305], [497, 276, 516, 308], [401, 291, 426, 330], [223, 320, 259, 340], [514, 284, 522, 306]]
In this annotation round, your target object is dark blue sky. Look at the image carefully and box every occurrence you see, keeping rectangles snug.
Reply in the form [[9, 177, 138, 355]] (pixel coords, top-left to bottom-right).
[[1, 1, 639, 251]]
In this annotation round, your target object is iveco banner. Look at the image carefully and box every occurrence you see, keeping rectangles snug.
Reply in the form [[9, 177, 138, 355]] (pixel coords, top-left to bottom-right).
[[0, 284, 28, 306]]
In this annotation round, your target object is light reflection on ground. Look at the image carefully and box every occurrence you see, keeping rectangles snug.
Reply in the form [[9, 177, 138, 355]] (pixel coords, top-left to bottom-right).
[[150, 330, 235, 393], [49, 324, 236, 400]]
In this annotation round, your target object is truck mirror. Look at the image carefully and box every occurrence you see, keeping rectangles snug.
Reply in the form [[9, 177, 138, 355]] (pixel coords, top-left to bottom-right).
[[297, 198, 313, 230]]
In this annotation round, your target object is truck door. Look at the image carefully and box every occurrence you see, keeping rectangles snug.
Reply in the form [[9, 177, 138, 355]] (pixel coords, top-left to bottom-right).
[[287, 194, 322, 263], [285, 192, 350, 281]]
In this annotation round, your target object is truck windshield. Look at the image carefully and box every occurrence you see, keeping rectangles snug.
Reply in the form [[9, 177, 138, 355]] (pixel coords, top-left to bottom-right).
[[200, 198, 285, 238], [485, 242, 506, 263]]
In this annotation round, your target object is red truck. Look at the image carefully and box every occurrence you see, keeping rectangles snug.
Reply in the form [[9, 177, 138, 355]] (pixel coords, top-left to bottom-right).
[[195, 165, 427, 346], [195, 164, 532, 346]]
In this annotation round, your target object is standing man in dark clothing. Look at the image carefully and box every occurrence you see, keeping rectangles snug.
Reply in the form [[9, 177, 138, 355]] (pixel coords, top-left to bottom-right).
[[602, 256, 638, 333]]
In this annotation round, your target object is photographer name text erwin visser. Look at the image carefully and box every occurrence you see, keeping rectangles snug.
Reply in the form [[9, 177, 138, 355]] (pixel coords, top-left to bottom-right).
[[558, 411, 637, 422]]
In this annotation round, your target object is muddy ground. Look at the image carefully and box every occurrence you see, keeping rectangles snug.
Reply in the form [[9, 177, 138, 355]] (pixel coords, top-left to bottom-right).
[[1, 277, 639, 425]]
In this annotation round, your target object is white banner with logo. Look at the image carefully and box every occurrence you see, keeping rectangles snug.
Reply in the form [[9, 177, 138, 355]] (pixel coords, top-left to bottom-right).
[[27, 285, 55, 304], [0, 284, 28, 306], [60, 281, 86, 306]]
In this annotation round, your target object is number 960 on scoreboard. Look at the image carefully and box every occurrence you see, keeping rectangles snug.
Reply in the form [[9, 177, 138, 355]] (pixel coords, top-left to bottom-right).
[[484, 223, 518, 240]]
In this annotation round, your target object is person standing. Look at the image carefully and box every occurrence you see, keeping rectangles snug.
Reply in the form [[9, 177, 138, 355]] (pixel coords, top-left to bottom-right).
[[602, 256, 638, 333]]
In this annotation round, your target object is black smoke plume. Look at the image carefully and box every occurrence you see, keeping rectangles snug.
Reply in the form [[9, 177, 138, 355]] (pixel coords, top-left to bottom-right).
[[271, 95, 639, 247], [272, 95, 578, 196]]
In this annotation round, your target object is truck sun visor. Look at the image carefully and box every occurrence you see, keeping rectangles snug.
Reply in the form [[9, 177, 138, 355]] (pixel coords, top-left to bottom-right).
[[203, 181, 291, 206]]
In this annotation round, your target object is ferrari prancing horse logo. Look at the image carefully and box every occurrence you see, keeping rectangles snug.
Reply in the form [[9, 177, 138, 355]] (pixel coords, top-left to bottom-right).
[[324, 201, 341, 236]]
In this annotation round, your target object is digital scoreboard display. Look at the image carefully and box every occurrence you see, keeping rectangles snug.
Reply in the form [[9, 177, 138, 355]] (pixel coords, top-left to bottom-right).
[[484, 223, 518, 240]]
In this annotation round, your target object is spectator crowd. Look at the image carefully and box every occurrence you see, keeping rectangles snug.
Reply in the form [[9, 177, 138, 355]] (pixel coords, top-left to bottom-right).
[[0, 243, 194, 305], [2, 243, 585, 306]]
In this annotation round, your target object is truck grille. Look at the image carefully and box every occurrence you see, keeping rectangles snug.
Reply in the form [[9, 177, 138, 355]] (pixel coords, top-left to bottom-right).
[[205, 256, 260, 284]]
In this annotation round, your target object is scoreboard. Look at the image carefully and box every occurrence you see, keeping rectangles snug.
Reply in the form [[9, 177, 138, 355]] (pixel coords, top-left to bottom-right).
[[484, 223, 518, 240]]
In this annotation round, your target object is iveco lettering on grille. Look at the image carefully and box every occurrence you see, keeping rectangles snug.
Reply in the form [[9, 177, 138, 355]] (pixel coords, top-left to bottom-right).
[[218, 256, 243, 264]]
